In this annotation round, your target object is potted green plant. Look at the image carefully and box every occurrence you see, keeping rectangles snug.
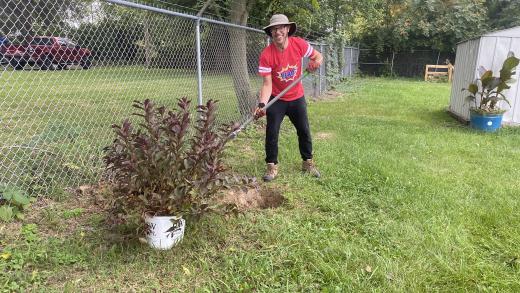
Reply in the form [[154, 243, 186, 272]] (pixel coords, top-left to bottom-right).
[[104, 98, 238, 250], [464, 52, 519, 132]]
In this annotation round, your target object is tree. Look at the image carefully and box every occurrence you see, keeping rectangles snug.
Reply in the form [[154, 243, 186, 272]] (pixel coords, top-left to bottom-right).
[[1, 0, 98, 39], [485, 0, 520, 30], [1, 0, 35, 37], [354, 0, 489, 54], [396, 0, 488, 52], [228, 0, 256, 119]]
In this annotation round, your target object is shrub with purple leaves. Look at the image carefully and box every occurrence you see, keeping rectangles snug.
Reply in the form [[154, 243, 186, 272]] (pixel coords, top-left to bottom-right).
[[104, 98, 241, 217]]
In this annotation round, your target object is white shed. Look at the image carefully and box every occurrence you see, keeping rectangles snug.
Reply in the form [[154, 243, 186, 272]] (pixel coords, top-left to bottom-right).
[[449, 26, 520, 125]]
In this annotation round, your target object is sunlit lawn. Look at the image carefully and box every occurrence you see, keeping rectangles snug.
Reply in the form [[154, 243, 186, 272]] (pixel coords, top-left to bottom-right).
[[2, 77, 520, 291], [0, 66, 262, 193]]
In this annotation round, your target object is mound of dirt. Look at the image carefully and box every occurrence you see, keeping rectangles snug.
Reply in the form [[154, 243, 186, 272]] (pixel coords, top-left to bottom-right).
[[218, 187, 285, 211]]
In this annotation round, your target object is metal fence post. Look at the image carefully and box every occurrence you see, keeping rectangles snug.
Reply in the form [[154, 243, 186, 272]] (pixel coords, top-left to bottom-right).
[[350, 47, 353, 77], [341, 44, 345, 77], [195, 19, 203, 106], [320, 44, 325, 96]]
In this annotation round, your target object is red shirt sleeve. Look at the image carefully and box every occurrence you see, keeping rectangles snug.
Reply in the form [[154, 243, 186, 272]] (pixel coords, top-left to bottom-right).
[[258, 48, 272, 77], [293, 37, 314, 58]]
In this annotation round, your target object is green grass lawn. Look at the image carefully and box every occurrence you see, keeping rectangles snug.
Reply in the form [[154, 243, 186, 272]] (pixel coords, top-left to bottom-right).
[[2, 77, 520, 291], [0, 66, 262, 194]]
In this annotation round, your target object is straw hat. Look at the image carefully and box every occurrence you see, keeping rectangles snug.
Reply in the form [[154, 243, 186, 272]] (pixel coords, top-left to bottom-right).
[[263, 14, 296, 37]]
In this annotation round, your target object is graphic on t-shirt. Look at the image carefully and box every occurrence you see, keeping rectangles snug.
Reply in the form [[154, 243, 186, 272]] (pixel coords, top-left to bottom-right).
[[276, 65, 298, 82]]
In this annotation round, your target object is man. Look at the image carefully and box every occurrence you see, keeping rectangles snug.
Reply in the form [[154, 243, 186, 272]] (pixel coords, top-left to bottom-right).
[[255, 14, 323, 182]]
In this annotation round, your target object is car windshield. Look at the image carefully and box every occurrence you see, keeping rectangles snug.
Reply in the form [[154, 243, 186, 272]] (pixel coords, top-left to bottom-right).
[[58, 38, 77, 47], [30, 37, 53, 45]]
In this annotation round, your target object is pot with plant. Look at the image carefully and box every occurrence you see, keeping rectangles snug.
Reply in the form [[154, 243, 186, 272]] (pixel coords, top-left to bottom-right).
[[104, 98, 239, 250], [464, 52, 519, 132]]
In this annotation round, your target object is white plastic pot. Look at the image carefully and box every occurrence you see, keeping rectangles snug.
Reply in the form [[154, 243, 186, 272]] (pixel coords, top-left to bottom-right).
[[144, 215, 185, 250]]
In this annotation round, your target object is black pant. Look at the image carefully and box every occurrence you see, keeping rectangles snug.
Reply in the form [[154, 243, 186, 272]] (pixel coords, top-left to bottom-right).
[[265, 95, 312, 164]]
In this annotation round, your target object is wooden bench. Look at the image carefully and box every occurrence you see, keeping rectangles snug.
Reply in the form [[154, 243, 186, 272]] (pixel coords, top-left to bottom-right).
[[424, 64, 454, 82]]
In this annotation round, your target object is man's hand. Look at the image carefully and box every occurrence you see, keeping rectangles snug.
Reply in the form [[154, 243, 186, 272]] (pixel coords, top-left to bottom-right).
[[307, 50, 323, 72], [254, 103, 266, 119], [307, 59, 321, 72]]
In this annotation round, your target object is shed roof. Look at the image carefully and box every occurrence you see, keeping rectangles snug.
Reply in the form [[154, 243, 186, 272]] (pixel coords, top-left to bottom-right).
[[457, 26, 520, 45], [483, 26, 520, 38]]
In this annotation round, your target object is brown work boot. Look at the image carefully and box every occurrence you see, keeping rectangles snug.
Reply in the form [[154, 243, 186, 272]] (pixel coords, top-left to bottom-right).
[[263, 163, 278, 182], [302, 159, 321, 178]]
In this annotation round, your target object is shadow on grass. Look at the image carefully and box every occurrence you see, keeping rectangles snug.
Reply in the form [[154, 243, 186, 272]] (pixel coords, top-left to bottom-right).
[[81, 212, 253, 262], [424, 109, 520, 135], [350, 111, 469, 134], [422, 109, 471, 131]]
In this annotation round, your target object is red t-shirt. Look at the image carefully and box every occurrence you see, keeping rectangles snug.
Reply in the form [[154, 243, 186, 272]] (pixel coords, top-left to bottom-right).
[[258, 37, 314, 101]]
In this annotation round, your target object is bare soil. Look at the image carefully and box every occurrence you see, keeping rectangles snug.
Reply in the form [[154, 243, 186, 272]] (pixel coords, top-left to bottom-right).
[[315, 132, 335, 140], [218, 187, 285, 211], [1, 183, 285, 241], [312, 90, 343, 101]]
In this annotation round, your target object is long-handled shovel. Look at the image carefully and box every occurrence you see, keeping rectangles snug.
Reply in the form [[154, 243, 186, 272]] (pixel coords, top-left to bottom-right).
[[228, 70, 311, 140]]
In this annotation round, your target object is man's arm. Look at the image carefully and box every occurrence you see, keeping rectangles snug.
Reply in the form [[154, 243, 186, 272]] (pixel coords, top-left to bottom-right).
[[308, 50, 323, 72], [259, 74, 272, 105], [254, 74, 272, 119]]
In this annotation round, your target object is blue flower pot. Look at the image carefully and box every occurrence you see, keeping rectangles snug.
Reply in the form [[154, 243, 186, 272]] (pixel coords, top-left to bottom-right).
[[469, 111, 503, 132]]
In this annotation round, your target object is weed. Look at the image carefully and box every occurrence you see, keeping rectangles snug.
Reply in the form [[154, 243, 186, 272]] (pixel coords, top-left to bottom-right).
[[0, 186, 33, 222], [1, 224, 44, 290], [62, 208, 84, 220]]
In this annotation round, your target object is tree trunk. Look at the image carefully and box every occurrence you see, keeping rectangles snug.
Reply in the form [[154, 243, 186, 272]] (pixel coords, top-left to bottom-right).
[[197, 0, 214, 17], [228, 0, 255, 121]]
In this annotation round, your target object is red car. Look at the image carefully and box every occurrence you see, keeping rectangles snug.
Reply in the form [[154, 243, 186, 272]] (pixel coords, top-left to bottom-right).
[[25, 36, 92, 70], [0, 36, 27, 70]]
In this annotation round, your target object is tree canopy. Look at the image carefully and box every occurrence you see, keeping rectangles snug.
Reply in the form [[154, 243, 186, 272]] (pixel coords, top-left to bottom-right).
[[206, 0, 520, 53], [3, 0, 519, 54]]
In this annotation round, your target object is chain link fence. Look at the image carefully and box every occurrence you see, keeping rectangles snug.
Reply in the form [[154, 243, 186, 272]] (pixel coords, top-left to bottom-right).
[[0, 0, 359, 196], [359, 49, 454, 77]]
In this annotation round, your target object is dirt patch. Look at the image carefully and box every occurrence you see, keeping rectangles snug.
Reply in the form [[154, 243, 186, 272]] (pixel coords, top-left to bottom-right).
[[315, 132, 335, 140], [1, 182, 286, 242], [0, 184, 109, 240], [313, 90, 343, 101], [218, 187, 285, 211], [239, 143, 255, 156]]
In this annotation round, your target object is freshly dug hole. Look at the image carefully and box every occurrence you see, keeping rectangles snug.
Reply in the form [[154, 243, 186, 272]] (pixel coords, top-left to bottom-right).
[[219, 187, 285, 211]]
